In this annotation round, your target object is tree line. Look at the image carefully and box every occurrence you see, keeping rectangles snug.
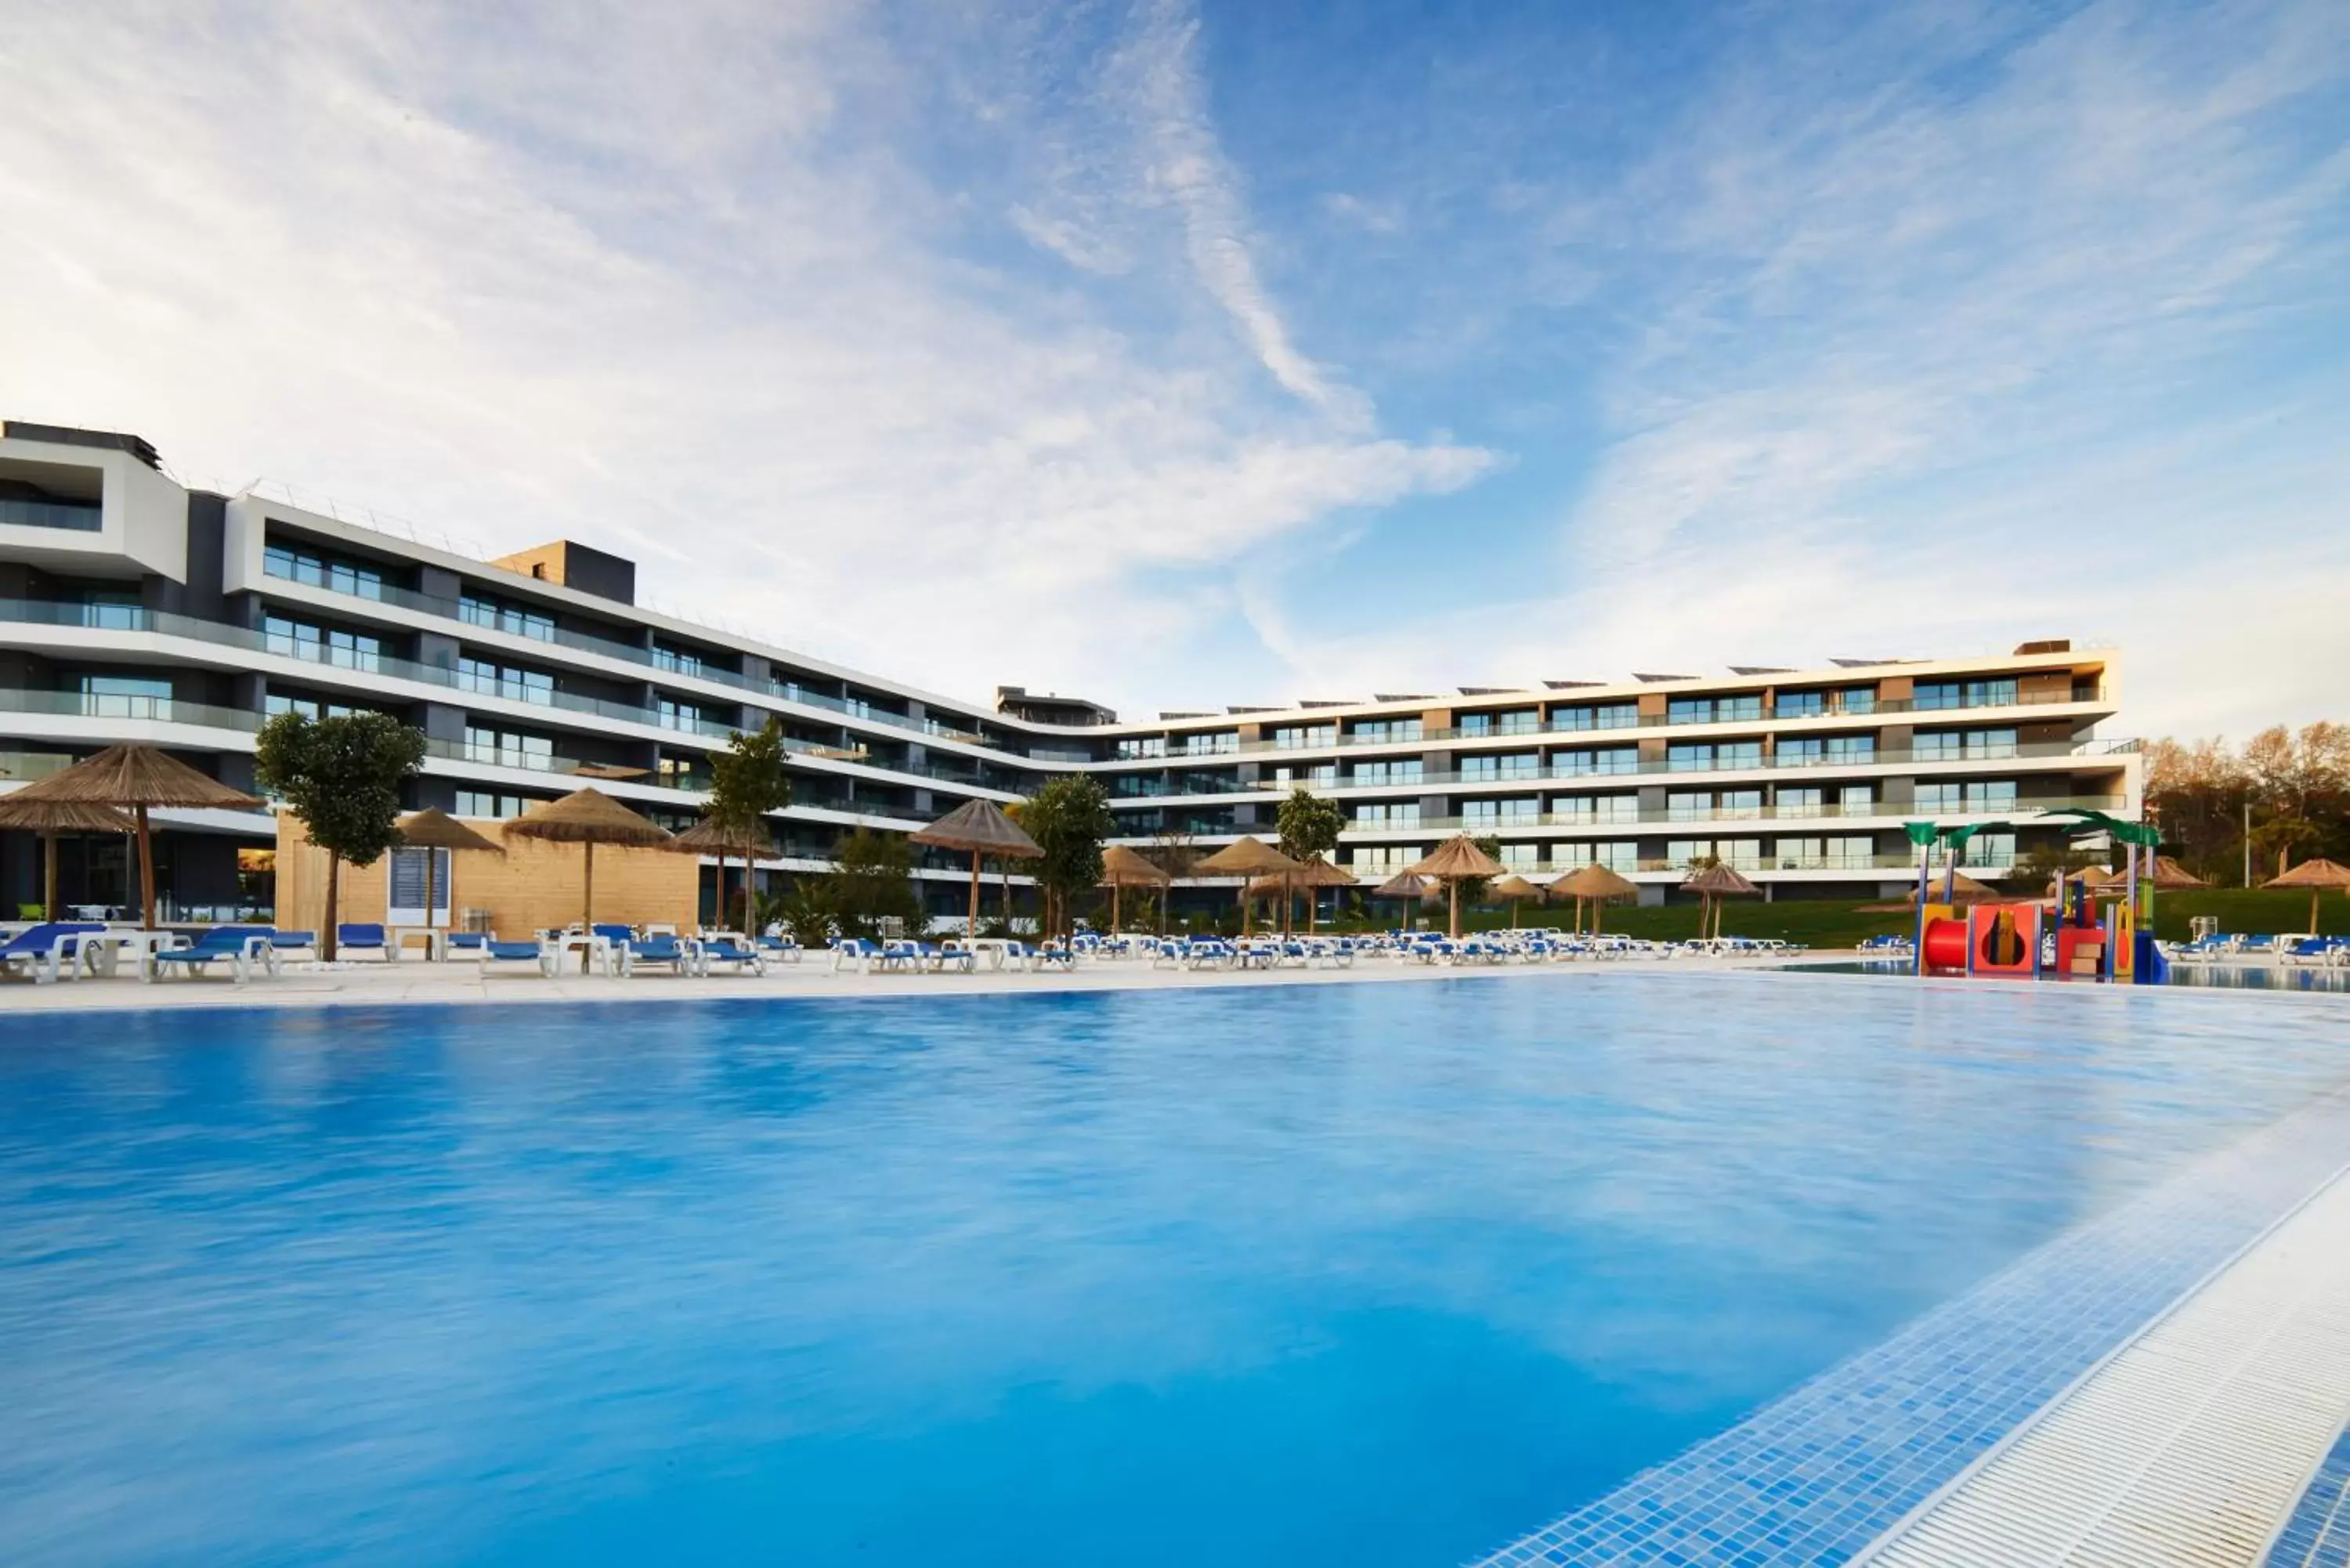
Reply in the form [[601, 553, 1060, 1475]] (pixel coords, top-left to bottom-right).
[[2144, 721, 2348, 884]]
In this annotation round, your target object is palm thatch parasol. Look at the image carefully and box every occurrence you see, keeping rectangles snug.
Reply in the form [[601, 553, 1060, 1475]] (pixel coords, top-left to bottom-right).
[[667, 815, 776, 933], [4, 743, 262, 928], [1405, 834, 1505, 939], [1902, 869, 1997, 905], [502, 788, 671, 925], [2265, 856, 2350, 934], [0, 796, 138, 920], [396, 807, 503, 945], [912, 799, 1040, 938], [2147, 854, 2209, 891], [1099, 843, 1171, 934], [1197, 836, 1303, 937], [1245, 854, 1354, 934], [1371, 869, 1438, 930], [1682, 862, 1759, 941], [1489, 873, 1543, 928], [1552, 862, 1638, 936]]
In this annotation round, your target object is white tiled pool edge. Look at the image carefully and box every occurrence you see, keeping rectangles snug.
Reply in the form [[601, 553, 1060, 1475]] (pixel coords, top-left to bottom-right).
[[1858, 1165, 2350, 1567]]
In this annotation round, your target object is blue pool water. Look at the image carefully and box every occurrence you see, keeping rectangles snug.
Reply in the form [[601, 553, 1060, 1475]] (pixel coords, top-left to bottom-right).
[[3, 974, 2348, 1567]]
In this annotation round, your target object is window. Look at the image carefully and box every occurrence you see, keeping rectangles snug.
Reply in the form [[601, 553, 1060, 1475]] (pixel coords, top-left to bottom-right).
[[1777, 786, 1823, 811], [1717, 838, 1763, 870], [1720, 789, 1763, 819], [1497, 843, 1539, 869], [1915, 728, 2017, 762], [1351, 758, 1423, 786], [1824, 735, 1877, 762], [1271, 764, 1336, 788], [1824, 835, 1875, 869], [1462, 755, 1499, 782], [1838, 785, 1875, 814], [454, 789, 536, 820], [264, 541, 384, 600], [1498, 752, 1541, 780], [1718, 742, 1761, 770], [652, 643, 707, 678], [455, 656, 553, 705], [1962, 833, 2018, 869], [1556, 747, 1636, 776], [459, 592, 555, 642], [1593, 841, 1639, 873], [1112, 773, 1166, 798], [1777, 690, 1826, 719], [1668, 743, 1713, 773], [1668, 840, 1714, 868], [1459, 713, 1493, 738], [657, 756, 709, 790], [1495, 709, 1540, 735], [263, 616, 382, 673], [1550, 703, 1637, 732], [1116, 736, 1169, 760], [1553, 795, 1598, 823], [1915, 782, 1962, 812], [1353, 844, 1418, 874], [77, 674, 173, 719], [264, 692, 368, 720], [1968, 779, 2018, 809], [1778, 738, 1823, 765], [1350, 717, 1423, 743], [1462, 798, 1536, 827], [1668, 791, 1712, 821], [1914, 678, 2018, 711], [464, 726, 554, 769], [1180, 731, 1238, 755], [1272, 723, 1336, 750], [1838, 687, 1878, 715], [658, 696, 718, 734], [1354, 802, 1422, 827], [1668, 697, 1712, 726], [1178, 769, 1238, 794], [1778, 835, 1876, 869], [1669, 695, 1762, 725]]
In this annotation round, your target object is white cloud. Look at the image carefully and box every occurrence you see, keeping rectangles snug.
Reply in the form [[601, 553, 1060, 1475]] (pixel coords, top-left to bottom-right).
[[0, 0, 1487, 709]]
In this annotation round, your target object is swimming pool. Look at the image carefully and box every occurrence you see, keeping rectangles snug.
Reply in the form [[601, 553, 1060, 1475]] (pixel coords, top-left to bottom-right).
[[3, 975, 2347, 1566]]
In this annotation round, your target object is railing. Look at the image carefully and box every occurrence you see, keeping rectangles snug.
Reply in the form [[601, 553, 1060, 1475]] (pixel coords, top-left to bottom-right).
[[1347, 796, 2124, 833], [253, 564, 1035, 754], [2, 598, 1032, 794], [0, 750, 78, 782], [0, 497, 103, 533], [1344, 853, 2017, 878], [0, 686, 258, 732]]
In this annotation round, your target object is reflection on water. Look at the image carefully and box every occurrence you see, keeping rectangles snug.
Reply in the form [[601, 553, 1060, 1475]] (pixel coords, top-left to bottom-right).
[[2, 978, 2348, 1568], [1790, 958, 2350, 992]]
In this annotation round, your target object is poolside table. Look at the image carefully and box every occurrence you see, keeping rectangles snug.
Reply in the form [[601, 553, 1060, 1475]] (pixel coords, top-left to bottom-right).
[[950, 938, 1017, 971], [384, 925, 449, 962], [552, 932, 620, 977]]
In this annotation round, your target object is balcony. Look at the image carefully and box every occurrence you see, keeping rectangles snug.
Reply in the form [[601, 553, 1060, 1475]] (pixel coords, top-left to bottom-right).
[[1336, 796, 2122, 836], [0, 497, 103, 533]]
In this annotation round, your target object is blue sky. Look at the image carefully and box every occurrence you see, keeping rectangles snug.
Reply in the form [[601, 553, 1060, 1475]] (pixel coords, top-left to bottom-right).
[[2, 0, 2345, 736]]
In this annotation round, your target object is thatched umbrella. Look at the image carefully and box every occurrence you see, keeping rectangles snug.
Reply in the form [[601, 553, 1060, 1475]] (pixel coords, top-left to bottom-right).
[[1682, 862, 1759, 941], [1246, 854, 1354, 934], [667, 815, 776, 933], [2, 743, 262, 928], [1489, 874, 1544, 929], [502, 788, 671, 926], [2265, 857, 2350, 934], [396, 808, 503, 946], [2147, 855, 2208, 891], [1552, 863, 1638, 936], [911, 799, 1040, 938], [1372, 869, 1438, 930], [1099, 843, 1171, 934], [1405, 834, 1504, 939], [0, 796, 138, 921], [1197, 836, 1302, 937]]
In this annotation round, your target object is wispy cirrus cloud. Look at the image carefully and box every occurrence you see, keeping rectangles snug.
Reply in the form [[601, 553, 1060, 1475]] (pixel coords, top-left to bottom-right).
[[0, 0, 1484, 702]]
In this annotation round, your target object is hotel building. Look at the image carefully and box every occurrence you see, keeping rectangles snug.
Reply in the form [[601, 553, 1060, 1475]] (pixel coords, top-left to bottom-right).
[[0, 420, 2140, 920]]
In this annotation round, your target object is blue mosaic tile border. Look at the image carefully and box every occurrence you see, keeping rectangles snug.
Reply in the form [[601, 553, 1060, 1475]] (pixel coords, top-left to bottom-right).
[[1470, 1090, 2350, 1568], [2269, 1423, 2350, 1568]]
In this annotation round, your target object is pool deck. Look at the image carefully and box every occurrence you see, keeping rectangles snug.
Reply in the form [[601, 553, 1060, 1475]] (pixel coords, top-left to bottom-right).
[[0, 945, 1826, 1013]]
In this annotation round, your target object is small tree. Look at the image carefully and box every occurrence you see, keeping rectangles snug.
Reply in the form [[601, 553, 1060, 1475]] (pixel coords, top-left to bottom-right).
[[1276, 786, 1345, 930], [708, 717, 793, 931], [255, 710, 426, 960], [1023, 775, 1115, 939], [822, 827, 923, 939]]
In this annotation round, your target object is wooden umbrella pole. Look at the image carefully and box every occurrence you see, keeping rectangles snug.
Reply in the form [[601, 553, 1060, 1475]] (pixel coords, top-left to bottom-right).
[[42, 830, 56, 923], [1448, 879, 1460, 940], [135, 804, 157, 930], [583, 841, 595, 926], [1111, 880, 1121, 935], [969, 851, 981, 938]]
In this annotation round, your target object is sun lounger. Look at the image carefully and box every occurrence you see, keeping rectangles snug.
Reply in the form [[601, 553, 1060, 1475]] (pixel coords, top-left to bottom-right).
[[618, 932, 696, 976], [267, 930, 317, 966], [698, 938, 766, 977], [475, 938, 557, 977], [754, 936, 803, 963], [0, 921, 108, 985], [336, 923, 391, 962], [830, 937, 880, 974], [149, 927, 278, 984]]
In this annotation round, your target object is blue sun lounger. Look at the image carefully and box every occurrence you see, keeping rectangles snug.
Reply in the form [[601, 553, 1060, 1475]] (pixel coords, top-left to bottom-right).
[[149, 927, 278, 984], [0, 921, 109, 984]]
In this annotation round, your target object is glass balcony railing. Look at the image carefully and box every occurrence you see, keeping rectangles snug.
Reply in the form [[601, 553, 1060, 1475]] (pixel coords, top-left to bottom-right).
[[0, 497, 103, 533]]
